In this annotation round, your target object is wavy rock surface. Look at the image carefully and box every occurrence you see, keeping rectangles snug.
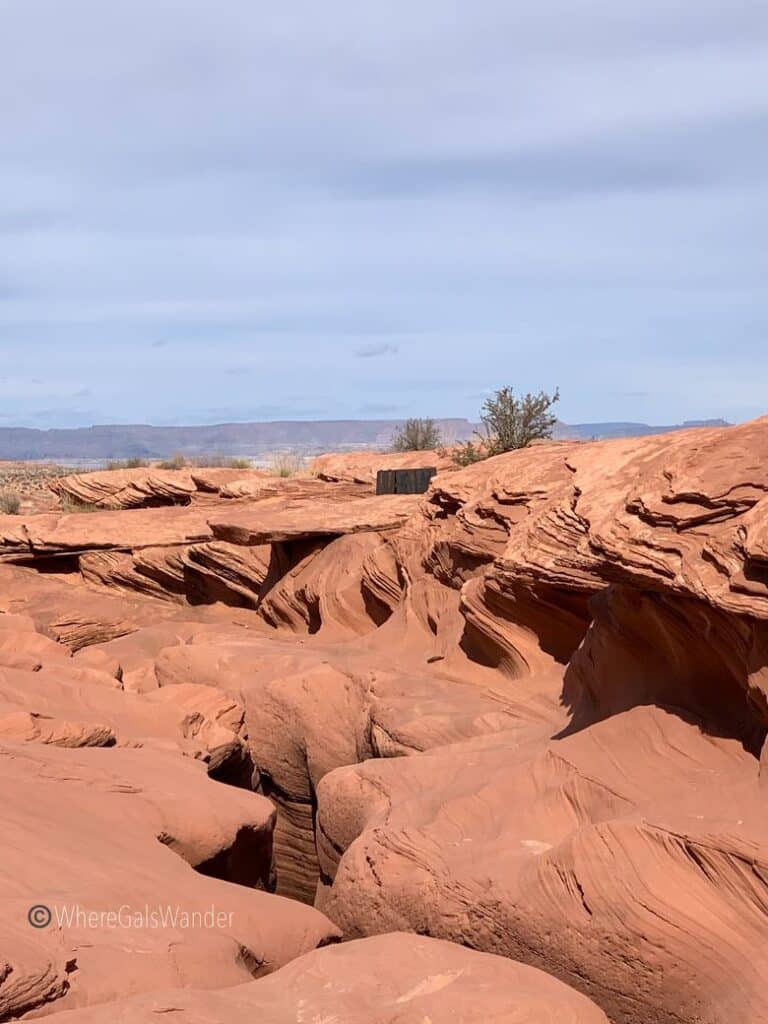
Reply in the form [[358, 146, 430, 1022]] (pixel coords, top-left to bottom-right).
[[47, 933, 609, 1023], [0, 506, 213, 560], [2, 418, 768, 1023], [309, 420, 768, 1023], [317, 707, 766, 1023], [50, 466, 369, 510], [0, 659, 251, 772], [0, 741, 338, 1017], [425, 420, 768, 746], [208, 494, 420, 546], [0, 564, 175, 648], [217, 474, 368, 500], [49, 467, 200, 509]]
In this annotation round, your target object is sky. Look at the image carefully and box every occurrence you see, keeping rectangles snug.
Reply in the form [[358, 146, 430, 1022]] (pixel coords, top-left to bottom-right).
[[1, 0, 767, 429]]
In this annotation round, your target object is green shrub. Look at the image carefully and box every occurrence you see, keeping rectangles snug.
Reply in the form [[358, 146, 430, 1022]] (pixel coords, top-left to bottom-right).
[[480, 386, 559, 454], [453, 386, 560, 465], [451, 441, 486, 466], [392, 418, 442, 452]]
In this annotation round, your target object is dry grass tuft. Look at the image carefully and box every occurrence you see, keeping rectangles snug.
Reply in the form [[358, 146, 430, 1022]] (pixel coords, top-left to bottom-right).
[[96, 455, 256, 472], [0, 488, 21, 515], [105, 457, 150, 469], [189, 455, 252, 469], [269, 453, 306, 478], [157, 454, 187, 470]]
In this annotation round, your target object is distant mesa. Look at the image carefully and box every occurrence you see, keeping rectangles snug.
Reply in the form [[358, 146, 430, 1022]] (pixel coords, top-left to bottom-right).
[[0, 417, 731, 460], [554, 417, 730, 440]]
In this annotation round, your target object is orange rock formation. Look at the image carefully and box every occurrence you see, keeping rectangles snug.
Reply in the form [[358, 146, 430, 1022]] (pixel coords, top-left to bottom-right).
[[1, 422, 767, 1022]]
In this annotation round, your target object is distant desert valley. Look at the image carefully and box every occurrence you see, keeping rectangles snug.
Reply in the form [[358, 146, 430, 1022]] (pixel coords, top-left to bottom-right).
[[0, 414, 766, 1023]]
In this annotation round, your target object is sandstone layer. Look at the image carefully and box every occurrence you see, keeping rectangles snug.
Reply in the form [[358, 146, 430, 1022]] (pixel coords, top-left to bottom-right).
[[2, 420, 767, 1023], [47, 934, 609, 1023], [310, 448, 454, 484]]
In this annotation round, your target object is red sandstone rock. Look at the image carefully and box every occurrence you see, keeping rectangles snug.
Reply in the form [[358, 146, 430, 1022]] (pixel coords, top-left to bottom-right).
[[1, 421, 768, 1024], [0, 505, 212, 560], [46, 933, 609, 1023], [218, 474, 368, 500], [317, 706, 766, 1023], [49, 467, 199, 509], [310, 448, 454, 484], [0, 659, 251, 771], [0, 564, 175, 648], [79, 545, 190, 602], [49, 464, 368, 510], [0, 741, 338, 1017], [181, 540, 273, 607], [258, 531, 398, 638], [188, 466, 268, 493], [208, 494, 420, 546]]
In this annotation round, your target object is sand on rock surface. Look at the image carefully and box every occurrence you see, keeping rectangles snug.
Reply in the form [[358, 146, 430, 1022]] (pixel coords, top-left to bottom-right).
[[46, 933, 610, 1023]]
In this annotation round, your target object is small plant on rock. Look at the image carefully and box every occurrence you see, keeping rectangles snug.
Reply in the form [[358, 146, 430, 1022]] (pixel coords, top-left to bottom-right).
[[451, 440, 486, 466], [191, 455, 252, 469], [269, 453, 305, 477], [158, 453, 187, 470], [453, 386, 560, 465], [105, 457, 149, 470]]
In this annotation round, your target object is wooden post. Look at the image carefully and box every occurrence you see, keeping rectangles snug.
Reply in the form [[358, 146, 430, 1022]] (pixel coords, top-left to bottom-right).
[[376, 467, 437, 495]]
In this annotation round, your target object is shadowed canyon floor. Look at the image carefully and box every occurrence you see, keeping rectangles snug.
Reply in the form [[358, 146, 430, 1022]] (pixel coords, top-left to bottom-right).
[[1, 429, 767, 1022]]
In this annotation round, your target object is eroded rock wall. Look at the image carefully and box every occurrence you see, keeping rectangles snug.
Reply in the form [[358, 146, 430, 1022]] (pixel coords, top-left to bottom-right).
[[3, 420, 768, 1023]]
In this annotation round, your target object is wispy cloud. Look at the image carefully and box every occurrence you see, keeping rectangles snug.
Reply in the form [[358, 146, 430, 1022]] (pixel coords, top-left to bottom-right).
[[355, 342, 400, 359]]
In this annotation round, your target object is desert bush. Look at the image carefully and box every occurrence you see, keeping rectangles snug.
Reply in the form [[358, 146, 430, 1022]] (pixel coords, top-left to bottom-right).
[[269, 453, 305, 477], [190, 455, 252, 469], [392, 418, 442, 452], [106, 457, 149, 470], [451, 441, 486, 467], [481, 386, 560, 453], [453, 386, 559, 464], [158, 453, 187, 470], [0, 489, 21, 515]]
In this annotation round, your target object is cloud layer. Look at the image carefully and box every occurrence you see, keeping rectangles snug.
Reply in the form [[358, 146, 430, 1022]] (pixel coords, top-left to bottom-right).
[[1, 0, 766, 427]]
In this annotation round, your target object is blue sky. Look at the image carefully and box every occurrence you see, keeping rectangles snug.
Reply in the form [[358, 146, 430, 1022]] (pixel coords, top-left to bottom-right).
[[1, 0, 766, 428]]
